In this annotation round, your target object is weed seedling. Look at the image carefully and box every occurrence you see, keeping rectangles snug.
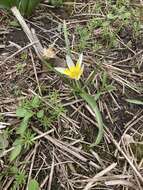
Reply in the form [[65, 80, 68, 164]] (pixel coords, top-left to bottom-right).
[[49, 0, 64, 7], [10, 93, 65, 161]]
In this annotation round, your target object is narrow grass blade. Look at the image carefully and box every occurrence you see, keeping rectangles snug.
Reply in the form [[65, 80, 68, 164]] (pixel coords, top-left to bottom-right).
[[126, 99, 143, 105], [18, 0, 41, 16], [63, 20, 71, 56], [80, 91, 104, 145]]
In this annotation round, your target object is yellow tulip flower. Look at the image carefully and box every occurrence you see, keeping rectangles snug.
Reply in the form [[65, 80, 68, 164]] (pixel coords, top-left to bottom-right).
[[55, 53, 84, 80]]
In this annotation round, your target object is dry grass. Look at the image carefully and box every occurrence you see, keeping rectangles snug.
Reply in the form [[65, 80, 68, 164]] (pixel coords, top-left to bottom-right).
[[0, 1, 143, 190]]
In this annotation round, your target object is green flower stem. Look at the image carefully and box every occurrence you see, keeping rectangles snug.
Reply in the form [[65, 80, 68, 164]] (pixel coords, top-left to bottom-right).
[[63, 20, 71, 56]]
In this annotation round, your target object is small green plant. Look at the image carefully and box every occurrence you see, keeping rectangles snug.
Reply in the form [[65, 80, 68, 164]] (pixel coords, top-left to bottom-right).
[[76, 26, 90, 51], [100, 71, 116, 93], [49, 0, 64, 7], [76, 1, 141, 51], [12, 85, 22, 96], [10, 129, 36, 162], [55, 21, 104, 145], [14, 170, 27, 189], [9, 20, 20, 27], [10, 94, 65, 161], [9, 96, 39, 161], [16, 63, 25, 74], [0, 0, 41, 16], [41, 91, 66, 129], [0, 166, 27, 189], [10, 167, 27, 190]]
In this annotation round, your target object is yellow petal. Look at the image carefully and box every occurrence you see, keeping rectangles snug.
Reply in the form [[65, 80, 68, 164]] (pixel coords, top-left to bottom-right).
[[64, 68, 71, 76], [64, 65, 83, 80], [55, 53, 84, 80]]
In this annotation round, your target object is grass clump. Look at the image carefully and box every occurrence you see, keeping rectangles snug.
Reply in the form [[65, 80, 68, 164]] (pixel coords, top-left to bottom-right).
[[49, 0, 64, 7], [0, 0, 41, 16], [76, 1, 142, 52], [9, 93, 65, 161]]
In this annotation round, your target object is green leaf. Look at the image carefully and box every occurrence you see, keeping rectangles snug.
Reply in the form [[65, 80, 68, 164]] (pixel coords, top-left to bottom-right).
[[37, 110, 44, 119], [0, 133, 8, 149], [25, 110, 34, 119], [13, 138, 22, 146], [26, 0, 41, 16], [126, 99, 143, 105], [28, 179, 39, 190], [16, 107, 28, 118], [0, 0, 41, 16], [18, 0, 28, 15], [31, 96, 41, 108], [17, 117, 29, 135], [80, 91, 104, 146], [10, 144, 22, 161], [9, 20, 20, 27], [49, 0, 63, 7], [16, 105, 34, 118], [18, 0, 41, 16], [0, 0, 15, 8]]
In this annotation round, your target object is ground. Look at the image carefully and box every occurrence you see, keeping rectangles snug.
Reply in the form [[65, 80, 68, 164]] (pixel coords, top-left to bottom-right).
[[0, 1, 143, 190]]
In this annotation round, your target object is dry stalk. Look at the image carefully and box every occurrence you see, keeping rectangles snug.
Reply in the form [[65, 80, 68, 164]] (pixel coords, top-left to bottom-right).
[[11, 6, 44, 60], [83, 162, 117, 190], [48, 149, 55, 190], [26, 143, 39, 190]]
